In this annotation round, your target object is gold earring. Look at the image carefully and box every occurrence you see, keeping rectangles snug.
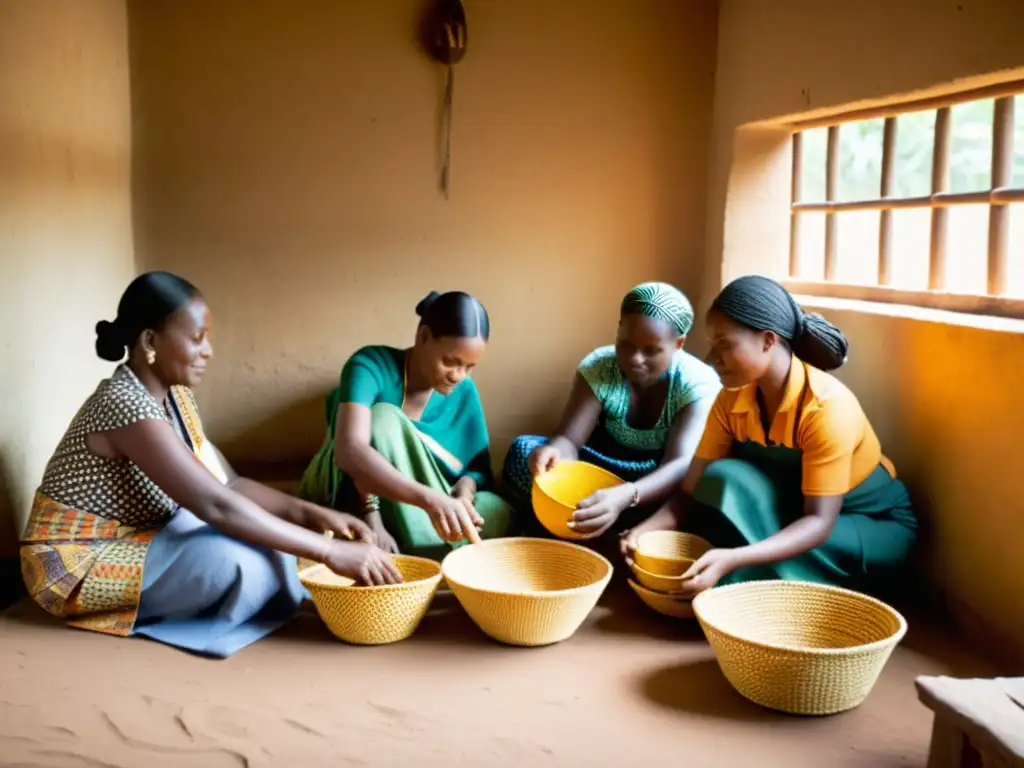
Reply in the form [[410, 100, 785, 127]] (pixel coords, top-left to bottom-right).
[[146, 349, 156, 365]]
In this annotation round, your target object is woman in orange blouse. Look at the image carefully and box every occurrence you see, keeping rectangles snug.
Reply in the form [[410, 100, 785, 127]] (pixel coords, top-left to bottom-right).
[[622, 276, 917, 596]]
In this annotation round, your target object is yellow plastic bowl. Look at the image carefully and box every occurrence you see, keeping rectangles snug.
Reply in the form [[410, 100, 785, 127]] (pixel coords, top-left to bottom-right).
[[633, 531, 712, 576], [628, 579, 695, 619], [442, 537, 612, 646], [532, 460, 624, 539], [693, 580, 908, 715], [299, 555, 442, 645]]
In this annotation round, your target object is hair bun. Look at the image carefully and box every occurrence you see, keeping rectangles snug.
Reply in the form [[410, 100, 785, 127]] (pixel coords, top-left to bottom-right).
[[415, 291, 442, 317], [95, 320, 127, 362], [796, 312, 849, 371]]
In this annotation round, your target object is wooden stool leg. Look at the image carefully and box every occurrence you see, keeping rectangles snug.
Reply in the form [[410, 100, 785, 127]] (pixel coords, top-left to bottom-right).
[[927, 717, 968, 768]]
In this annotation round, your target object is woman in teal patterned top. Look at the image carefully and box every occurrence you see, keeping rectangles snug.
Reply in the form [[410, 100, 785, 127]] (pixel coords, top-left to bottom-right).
[[299, 292, 511, 560], [502, 282, 721, 539]]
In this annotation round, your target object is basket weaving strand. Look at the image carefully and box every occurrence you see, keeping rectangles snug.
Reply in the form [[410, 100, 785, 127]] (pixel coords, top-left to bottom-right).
[[443, 537, 612, 646], [693, 580, 907, 715], [300, 555, 442, 645]]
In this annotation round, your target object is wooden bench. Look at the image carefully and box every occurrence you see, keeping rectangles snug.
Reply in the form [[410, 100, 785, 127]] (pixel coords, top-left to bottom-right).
[[917, 676, 1024, 767]]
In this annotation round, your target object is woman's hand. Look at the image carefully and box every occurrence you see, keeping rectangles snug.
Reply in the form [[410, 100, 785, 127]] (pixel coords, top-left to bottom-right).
[[619, 528, 640, 559], [674, 548, 740, 598], [528, 444, 561, 478], [323, 539, 403, 586], [451, 477, 483, 535], [569, 483, 636, 538], [424, 490, 483, 543], [364, 509, 400, 554], [304, 504, 375, 544]]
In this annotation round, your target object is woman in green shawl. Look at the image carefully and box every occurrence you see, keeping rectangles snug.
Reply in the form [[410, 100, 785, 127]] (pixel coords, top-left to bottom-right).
[[299, 292, 511, 560]]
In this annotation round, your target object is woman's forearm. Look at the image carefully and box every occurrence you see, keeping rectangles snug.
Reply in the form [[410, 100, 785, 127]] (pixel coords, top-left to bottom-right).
[[231, 477, 308, 526], [340, 443, 433, 510], [632, 491, 689, 536], [632, 457, 691, 507], [194, 492, 332, 563], [731, 515, 834, 569]]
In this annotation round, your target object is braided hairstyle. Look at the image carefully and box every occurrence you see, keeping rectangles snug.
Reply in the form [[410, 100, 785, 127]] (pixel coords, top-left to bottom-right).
[[710, 276, 848, 371]]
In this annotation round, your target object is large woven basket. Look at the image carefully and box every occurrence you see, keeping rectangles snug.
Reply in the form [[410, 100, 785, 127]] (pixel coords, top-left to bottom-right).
[[299, 555, 442, 645], [693, 580, 908, 715], [442, 537, 612, 646]]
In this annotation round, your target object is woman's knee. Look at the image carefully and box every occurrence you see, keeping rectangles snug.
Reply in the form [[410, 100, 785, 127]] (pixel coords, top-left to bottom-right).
[[474, 491, 512, 538], [501, 435, 544, 479], [194, 535, 281, 598], [692, 459, 776, 508]]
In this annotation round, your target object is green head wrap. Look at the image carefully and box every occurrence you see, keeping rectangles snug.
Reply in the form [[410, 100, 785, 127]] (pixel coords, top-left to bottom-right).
[[620, 282, 694, 336]]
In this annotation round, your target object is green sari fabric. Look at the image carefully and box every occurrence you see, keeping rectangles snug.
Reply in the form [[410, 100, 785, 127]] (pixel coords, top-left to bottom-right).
[[688, 440, 917, 589], [298, 347, 509, 558]]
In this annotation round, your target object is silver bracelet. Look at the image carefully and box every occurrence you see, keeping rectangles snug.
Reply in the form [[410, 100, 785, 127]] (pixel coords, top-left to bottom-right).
[[627, 483, 640, 508]]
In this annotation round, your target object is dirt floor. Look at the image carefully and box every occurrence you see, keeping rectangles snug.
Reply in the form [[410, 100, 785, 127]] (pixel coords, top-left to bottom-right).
[[0, 579, 991, 768]]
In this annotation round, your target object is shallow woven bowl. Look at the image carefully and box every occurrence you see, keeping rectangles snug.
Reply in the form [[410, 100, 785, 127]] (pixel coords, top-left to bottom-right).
[[299, 555, 442, 645], [693, 580, 908, 715], [633, 531, 712, 576], [628, 579, 695, 619], [630, 561, 693, 594], [442, 537, 612, 646], [532, 461, 624, 540]]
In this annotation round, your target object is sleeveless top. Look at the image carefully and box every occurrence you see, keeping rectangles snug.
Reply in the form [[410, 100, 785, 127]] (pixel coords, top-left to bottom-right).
[[20, 365, 211, 636]]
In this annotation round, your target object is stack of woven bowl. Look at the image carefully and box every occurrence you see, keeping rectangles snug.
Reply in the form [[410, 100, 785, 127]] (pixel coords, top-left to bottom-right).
[[627, 531, 712, 619]]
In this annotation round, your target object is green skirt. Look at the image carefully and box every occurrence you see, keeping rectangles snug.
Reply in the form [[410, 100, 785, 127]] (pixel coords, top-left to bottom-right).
[[687, 441, 917, 589], [298, 403, 511, 561]]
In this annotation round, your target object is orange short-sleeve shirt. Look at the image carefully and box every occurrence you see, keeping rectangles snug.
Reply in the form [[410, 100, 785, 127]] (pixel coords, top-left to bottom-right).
[[695, 355, 895, 496]]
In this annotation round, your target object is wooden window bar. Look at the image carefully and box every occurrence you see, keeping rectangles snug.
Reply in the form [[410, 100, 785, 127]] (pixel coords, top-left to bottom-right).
[[928, 107, 951, 291], [988, 96, 1015, 296], [788, 85, 1023, 301], [878, 117, 897, 286], [824, 126, 839, 281]]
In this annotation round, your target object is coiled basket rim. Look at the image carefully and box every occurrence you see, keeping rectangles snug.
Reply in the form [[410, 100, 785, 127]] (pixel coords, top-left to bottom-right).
[[441, 536, 613, 598], [298, 554, 443, 592], [692, 580, 908, 656]]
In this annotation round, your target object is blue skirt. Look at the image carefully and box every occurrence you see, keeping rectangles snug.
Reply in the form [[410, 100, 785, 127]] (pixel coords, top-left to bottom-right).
[[133, 509, 306, 658]]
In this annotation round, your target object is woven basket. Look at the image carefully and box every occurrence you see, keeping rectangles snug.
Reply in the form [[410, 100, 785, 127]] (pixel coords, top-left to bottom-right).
[[633, 531, 712, 576], [299, 555, 442, 645], [442, 537, 612, 646], [628, 579, 695, 619], [693, 580, 908, 715], [532, 461, 623, 540], [630, 561, 691, 593]]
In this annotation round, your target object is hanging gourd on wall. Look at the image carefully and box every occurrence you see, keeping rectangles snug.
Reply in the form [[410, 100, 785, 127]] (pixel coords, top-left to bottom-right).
[[421, 0, 467, 199]]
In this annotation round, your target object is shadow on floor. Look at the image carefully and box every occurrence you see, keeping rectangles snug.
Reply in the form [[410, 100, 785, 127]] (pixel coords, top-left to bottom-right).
[[592, 580, 706, 641], [638, 657, 782, 721]]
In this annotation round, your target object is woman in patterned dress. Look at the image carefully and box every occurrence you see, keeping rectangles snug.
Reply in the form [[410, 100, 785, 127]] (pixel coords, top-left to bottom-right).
[[20, 272, 400, 657], [501, 282, 721, 541]]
